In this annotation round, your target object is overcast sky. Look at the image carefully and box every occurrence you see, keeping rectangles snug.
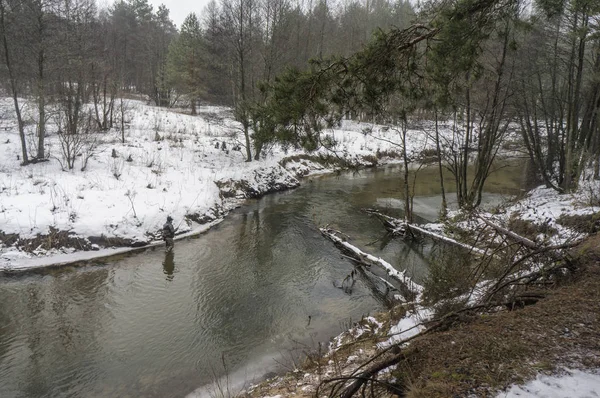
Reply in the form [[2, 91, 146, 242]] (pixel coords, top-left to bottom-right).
[[102, 0, 212, 28]]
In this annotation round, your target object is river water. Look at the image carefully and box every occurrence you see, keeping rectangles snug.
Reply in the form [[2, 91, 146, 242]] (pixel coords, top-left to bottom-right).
[[0, 164, 523, 398]]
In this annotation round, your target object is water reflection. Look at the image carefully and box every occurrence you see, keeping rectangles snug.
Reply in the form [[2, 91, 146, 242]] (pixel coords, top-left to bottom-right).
[[163, 251, 175, 281], [0, 164, 525, 398]]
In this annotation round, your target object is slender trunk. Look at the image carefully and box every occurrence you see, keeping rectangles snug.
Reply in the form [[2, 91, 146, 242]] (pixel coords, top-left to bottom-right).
[[0, 0, 28, 165], [401, 120, 411, 223], [110, 82, 116, 128], [435, 110, 447, 217], [462, 77, 472, 208], [471, 18, 512, 207], [568, 10, 589, 186], [254, 141, 262, 160], [545, 19, 561, 176], [564, 11, 580, 191], [453, 110, 462, 205], [103, 76, 108, 129], [37, 50, 45, 159], [317, 1, 326, 60], [236, 0, 252, 162], [240, 49, 251, 161], [120, 97, 125, 143], [580, 44, 600, 151], [93, 81, 102, 129], [35, 7, 45, 159]]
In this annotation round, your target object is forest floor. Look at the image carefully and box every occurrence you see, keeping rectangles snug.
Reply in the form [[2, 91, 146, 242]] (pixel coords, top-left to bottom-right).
[[247, 233, 600, 397]]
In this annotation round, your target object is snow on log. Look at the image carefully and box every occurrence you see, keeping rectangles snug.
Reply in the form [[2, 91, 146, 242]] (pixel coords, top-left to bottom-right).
[[404, 223, 489, 256], [478, 216, 538, 249], [320, 227, 423, 299], [364, 208, 405, 235], [365, 209, 488, 256]]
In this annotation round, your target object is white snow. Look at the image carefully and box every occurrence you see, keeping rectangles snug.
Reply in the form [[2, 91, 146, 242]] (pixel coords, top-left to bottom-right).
[[501, 185, 594, 246], [0, 98, 444, 271], [320, 228, 424, 298], [378, 305, 433, 348], [497, 368, 600, 398], [408, 222, 489, 256], [3, 97, 600, 398]]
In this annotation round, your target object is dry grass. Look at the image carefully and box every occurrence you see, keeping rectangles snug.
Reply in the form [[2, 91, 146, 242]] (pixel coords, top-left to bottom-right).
[[557, 212, 600, 234], [17, 227, 94, 252], [395, 236, 600, 397], [507, 214, 558, 240], [0, 227, 149, 254]]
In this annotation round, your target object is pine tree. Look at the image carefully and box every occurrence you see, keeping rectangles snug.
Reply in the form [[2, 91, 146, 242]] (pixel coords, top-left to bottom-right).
[[167, 13, 204, 114]]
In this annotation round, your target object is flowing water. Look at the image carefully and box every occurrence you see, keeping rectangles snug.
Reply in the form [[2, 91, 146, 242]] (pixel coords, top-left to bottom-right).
[[0, 163, 523, 398]]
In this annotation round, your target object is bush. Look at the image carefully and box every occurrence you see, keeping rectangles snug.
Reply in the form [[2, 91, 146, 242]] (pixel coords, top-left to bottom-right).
[[557, 213, 600, 234], [422, 246, 474, 305]]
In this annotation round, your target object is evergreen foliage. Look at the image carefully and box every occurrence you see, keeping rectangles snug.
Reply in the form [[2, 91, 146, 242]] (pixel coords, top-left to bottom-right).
[[167, 13, 204, 114]]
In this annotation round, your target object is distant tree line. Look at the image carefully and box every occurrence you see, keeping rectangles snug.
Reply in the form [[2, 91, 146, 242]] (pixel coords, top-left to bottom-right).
[[254, 0, 600, 215], [2, 0, 599, 211], [0, 0, 415, 165]]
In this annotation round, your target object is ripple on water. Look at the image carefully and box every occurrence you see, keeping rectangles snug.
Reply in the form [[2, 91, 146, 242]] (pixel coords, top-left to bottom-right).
[[0, 166, 462, 398]]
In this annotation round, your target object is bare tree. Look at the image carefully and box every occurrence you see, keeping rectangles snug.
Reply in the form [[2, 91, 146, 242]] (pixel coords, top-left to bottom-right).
[[514, 0, 600, 192], [0, 0, 29, 165], [221, 0, 262, 161]]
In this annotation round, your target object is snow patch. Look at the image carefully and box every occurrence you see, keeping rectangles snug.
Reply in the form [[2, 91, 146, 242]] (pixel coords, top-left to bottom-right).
[[378, 306, 433, 349], [497, 368, 600, 398]]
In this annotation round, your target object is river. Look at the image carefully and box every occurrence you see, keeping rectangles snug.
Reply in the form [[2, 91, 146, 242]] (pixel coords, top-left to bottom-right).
[[0, 163, 523, 398]]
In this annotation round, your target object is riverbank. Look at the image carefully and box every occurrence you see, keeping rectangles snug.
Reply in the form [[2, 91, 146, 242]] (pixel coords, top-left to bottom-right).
[[243, 182, 600, 397], [247, 236, 600, 397], [1, 98, 430, 272]]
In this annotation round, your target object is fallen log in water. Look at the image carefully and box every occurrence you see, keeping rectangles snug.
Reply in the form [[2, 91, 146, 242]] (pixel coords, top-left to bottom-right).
[[320, 227, 423, 301], [364, 209, 489, 256], [364, 209, 405, 236], [405, 223, 489, 256]]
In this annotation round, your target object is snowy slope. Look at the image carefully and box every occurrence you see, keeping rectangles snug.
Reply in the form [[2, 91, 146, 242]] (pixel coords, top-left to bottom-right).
[[0, 98, 439, 271]]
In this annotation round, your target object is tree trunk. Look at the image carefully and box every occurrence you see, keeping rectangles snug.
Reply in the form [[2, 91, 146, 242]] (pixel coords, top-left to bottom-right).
[[564, 11, 580, 192], [36, 31, 45, 160], [435, 110, 447, 217], [120, 97, 126, 143], [0, 0, 28, 165], [37, 68, 45, 159], [401, 120, 411, 222]]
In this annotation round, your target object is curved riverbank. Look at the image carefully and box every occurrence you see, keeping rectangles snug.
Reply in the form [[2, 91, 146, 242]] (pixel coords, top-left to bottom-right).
[[247, 235, 600, 398], [1, 98, 415, 272], [245, 200, 600, 398], [0, 157, 404, 273], [0, 163, 422, 398]]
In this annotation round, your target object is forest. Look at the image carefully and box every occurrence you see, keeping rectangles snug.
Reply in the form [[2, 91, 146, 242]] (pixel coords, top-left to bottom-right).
[[2, 0, 599, 208], [0, 0, 412, 160], [2, 0, 600, 396]]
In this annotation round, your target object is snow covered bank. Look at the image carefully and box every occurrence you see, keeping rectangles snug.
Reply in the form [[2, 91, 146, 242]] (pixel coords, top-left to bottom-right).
[[247, 177, 600, 397], [414, 179, 600, 256], [0, 98, 445, 272], [497, 368, 600, 398]]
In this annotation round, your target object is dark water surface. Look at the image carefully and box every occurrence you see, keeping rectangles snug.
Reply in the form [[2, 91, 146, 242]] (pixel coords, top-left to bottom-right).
[[0, 164, 523, 398]]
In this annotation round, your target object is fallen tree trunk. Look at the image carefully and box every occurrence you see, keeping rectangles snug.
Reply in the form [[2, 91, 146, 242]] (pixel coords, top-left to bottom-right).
[[364, 209, 404, 236], [405, 223, 489, 256], [320, 227, 423, 301], [365, 209, 488, 256], [478, 216, 538, 249]]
